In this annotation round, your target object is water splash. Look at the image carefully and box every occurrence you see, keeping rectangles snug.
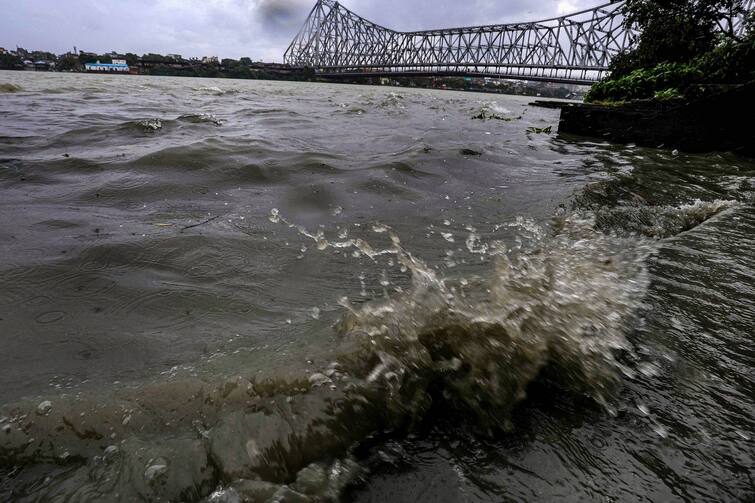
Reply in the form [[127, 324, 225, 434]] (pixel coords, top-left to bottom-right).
[[2, 200, 730, 501], [332, 214, 653, 429], [137, 118, 162, 132]]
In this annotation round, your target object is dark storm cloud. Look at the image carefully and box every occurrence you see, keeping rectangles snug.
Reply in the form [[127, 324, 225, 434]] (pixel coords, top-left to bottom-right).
[[0, 0, 597, 61], [257, 0, 312, 29], [348, 0, 588, 31]]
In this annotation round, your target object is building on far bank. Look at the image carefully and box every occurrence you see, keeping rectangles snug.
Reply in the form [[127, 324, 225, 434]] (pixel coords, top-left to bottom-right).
[[85, 60, 130, 73], [34, 60, 53, 71], [0, 47, 6, 54]]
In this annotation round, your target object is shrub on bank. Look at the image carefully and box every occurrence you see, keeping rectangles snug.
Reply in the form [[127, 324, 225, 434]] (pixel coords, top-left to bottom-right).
[[586, 62, 702, 102]]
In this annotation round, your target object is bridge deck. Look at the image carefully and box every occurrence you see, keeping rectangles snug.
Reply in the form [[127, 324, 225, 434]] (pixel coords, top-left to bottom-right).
[[315, 70, 597, 86]]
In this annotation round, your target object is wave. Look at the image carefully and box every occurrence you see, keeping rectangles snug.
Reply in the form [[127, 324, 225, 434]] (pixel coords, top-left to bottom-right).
[[39, 86, 108, 94], [0, 210, 656, 502], [42, 114, 224, 145], [129, 115, 222, 133], [0, 83, 22, 93], [136, 118, 163, 132], [2, 189, 741, 502], [378, 92, 406, 110], [473, 102, 519, 121], [333, 215, 652, 427], [193, 86, 240, 96], [178, 113, 223, 126], [590, 199, 737, 238]]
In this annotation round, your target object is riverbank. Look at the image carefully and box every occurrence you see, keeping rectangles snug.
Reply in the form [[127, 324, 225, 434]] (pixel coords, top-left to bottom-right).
[[551, 81, 754, 156]]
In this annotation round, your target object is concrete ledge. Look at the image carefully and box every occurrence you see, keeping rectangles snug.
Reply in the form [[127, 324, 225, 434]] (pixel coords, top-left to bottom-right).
[[557, 81, 754, 156]]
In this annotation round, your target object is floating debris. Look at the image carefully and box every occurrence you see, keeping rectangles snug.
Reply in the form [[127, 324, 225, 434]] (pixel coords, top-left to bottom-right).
[[526, 126, 552, 134], [459, 148, 483, 156]]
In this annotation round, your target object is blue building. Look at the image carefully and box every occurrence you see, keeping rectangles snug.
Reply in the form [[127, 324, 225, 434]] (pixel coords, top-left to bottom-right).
[[85, 59, 129, 73]]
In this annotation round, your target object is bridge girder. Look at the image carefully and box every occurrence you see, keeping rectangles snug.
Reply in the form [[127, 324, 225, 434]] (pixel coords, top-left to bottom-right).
[[284, 0, 632, 84]]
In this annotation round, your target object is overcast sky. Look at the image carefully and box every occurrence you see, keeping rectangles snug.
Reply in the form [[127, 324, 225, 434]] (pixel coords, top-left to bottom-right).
[[1, 0, 600, 62]]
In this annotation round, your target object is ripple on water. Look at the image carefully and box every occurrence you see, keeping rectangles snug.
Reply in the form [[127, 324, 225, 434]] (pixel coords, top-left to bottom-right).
[[34, 310, 66, 324]]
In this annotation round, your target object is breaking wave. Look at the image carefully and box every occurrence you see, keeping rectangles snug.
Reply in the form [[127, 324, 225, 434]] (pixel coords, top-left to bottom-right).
[[0, 205, 668, 502], [590, 199, 737, 238], [0, 83, 22, 93], [472, 102, 519, 121], [193, 86, 241, 96]]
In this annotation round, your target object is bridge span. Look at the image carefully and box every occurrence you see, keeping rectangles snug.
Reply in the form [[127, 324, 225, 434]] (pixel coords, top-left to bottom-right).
[[284, 0, 633, 85]]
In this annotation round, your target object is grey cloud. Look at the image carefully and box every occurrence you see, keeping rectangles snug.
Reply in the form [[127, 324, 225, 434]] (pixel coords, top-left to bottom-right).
[[0, 0, 600, 62], [256, 0, 313, 29]]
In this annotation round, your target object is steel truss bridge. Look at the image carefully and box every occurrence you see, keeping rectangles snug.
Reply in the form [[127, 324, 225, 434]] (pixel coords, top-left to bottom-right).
[[284, 0, 754, 85]]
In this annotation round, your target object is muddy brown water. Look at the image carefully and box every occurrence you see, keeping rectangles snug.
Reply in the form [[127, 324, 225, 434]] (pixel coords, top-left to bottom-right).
[[0, 71, 753, 502]]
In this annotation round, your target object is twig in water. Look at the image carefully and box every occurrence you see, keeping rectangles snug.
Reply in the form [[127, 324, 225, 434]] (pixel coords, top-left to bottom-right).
[[181, 215, 220, 232]]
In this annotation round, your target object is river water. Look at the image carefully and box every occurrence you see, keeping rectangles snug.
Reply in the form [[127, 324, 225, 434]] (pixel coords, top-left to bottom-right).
[[0, 71, 752, 502]]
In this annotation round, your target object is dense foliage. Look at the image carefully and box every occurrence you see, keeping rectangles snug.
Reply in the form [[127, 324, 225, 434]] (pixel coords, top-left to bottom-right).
[[587, 0, 754, 102], [611, 0, 750, 78], [0, 53, 23, 70], [586, 37, 755, 102]]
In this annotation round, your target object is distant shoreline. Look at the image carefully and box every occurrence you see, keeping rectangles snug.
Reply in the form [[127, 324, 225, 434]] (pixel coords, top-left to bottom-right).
[[0, 67, 586, 100]]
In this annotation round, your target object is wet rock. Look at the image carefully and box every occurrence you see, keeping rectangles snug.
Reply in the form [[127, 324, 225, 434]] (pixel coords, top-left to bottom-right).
[[559, 82, 755, 155]]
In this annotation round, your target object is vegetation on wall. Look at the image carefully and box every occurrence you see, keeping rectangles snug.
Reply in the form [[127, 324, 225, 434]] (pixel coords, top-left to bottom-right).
[[586, 37, 755, 102]]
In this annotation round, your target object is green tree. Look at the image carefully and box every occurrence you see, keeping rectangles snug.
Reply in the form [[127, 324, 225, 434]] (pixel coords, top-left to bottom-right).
[[611, 0, 750, 78], [57, 54, 81, 71], [0, 53, 23, 70], [142, 53, 167, 63]]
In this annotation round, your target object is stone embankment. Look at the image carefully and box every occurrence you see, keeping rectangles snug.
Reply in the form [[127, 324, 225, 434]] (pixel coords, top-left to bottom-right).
[[533, 81, 754, 156]]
